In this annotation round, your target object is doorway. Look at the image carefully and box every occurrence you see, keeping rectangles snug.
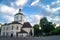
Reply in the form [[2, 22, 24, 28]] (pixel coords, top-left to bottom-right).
[[11, 33, 13, 37]]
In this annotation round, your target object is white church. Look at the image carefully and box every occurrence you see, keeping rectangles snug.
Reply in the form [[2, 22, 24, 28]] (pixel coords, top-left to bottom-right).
[[1, 9, 34, 37]]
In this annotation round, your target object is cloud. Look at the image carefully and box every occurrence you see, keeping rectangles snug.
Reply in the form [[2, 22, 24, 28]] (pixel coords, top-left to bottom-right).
[[15, 0, 28, 8], [0, 14, 14, 24], [3, 15, 14, 23], [11, 2, 14, 7], [25, 14, 43, 26], [0, 4, 19, 16], [0, 0, 60, 26], [31, 0, 40, 6], [51, 0, 60, 6], [0, 4, 19, 23], [37, 4, 60, 14], [43, 5, 60, 24], [30, 0, 60, 14], [45, 0, 60, 14], [30, 0, 60, 25], [47, 16, 60, 24], [45, 5, 60, 13]]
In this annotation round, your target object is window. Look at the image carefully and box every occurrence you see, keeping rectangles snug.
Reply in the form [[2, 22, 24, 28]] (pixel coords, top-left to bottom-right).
[[3, 27, 8, 30], [3, 27, 5, 30], [16, 26, 18, 30], [12, 26, 13, 30], [6, 27, 8, 30], [17, 16, 18, 20], [3, 32, 5, 36], [21, 16, 22, 20], [7, 27, 8, 30], [6, 32, 9, 36]]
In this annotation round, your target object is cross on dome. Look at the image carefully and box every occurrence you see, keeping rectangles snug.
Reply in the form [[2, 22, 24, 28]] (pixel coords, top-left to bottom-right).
[[19, 9, 21, 13]]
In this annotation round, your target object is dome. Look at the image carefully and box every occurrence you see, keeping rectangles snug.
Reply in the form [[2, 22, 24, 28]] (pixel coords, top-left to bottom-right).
[[14, 9, 25, 24], [15, 9, 24, 16], [15, 13, 24, 15]]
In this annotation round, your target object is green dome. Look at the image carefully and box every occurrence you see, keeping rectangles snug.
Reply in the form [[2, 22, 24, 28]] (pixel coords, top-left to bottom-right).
[[15, 9, 24, 16], [15, 13, 24, 15]]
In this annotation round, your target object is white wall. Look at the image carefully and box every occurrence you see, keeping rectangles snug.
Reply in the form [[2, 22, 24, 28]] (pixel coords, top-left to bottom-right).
[[1, 24, 22, 36], [22, 28, 34, 36], [14, 15, 25, 24], [18, 33, 27, 37], [1, 23, 34, 37]]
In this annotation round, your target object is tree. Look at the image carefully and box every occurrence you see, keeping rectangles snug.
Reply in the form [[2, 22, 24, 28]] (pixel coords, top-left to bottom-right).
[[40, 17, 48, 33], [51, 26, 60, 35], [40, 17, 55, 35], [33, 24, 42, 36], [33, 24, 39, 29], [33, 24, 40, 36], [56, 26, 60, 34]]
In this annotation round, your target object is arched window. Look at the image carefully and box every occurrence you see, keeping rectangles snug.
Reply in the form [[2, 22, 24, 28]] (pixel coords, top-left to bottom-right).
[[6, 27, 8, 30], [3, 32, 5, 36], [12, 26, 13, 30], [3, 27, 5, 30], [17, 16, 18, 20], [16, 26, 18, 30]]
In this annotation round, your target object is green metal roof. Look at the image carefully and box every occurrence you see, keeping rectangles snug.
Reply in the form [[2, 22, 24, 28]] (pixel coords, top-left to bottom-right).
[[15, 13, 24, 15]]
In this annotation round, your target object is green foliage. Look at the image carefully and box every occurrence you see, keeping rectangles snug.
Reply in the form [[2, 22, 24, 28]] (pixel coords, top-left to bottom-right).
[[40, 17, 48, 32], [33, 24, 39, 29], [40, 17, 48, 27], [0, 28, 1, 34], [51, 26, 60, 35], [33, 17, 60, 36], [33, 24, 42, 36], [40, 17, 55, 35], [33, 24, 39, 36]]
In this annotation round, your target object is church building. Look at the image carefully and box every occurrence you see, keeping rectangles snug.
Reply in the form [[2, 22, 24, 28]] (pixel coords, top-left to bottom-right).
[[1, 9, 34, 37]]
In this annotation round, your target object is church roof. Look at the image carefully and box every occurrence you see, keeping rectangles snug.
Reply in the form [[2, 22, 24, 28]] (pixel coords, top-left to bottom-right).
[[22, 22, 32, 28], [15, 13, 24, 15], [8, 21, 22, 25], [2, 21, 22, 26]]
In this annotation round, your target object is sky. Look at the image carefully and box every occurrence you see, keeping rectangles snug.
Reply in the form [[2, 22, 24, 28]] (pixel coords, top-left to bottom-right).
[[0, 0, 60, 26]]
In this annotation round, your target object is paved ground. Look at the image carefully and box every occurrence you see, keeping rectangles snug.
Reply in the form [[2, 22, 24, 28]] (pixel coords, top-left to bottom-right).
[[0, 36, 60, 40]]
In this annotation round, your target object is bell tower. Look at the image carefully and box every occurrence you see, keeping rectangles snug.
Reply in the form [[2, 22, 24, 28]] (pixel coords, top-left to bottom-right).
[[14, 9, 25, 24]]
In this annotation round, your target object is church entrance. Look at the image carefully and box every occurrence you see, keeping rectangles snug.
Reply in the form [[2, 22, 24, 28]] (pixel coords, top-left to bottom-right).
[[11, 33, 13, 37]]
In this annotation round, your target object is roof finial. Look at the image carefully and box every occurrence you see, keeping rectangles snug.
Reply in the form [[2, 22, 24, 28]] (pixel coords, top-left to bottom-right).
[[19, 9, 21, 13]]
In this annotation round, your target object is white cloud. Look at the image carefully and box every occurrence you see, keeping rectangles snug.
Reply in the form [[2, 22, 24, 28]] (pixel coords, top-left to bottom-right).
[[0, 4, 19, 23], [11, 2, 14, 7], [0, 5, 19, 16], [47, 16, 60, 24], [34, 15, 42, 21], [25, 14, 43, 26], [1, 5, 14, 13], [31, 0, 40, 6], [51, 0, 60, 5], [15, 0, 28, 8], [37, 4, 60, 14], [46, 5, 60, 13], [36, 3, 60, 14], [4, 15, 14, 23], [33, 1, 60, 25], [52, 7, 60, 13], [56, 24, 60, 27], [30, 0, 60, 14]]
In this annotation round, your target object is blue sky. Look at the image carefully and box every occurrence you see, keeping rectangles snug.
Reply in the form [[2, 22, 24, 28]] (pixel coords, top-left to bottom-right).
[[0, 0, 60, 26]]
